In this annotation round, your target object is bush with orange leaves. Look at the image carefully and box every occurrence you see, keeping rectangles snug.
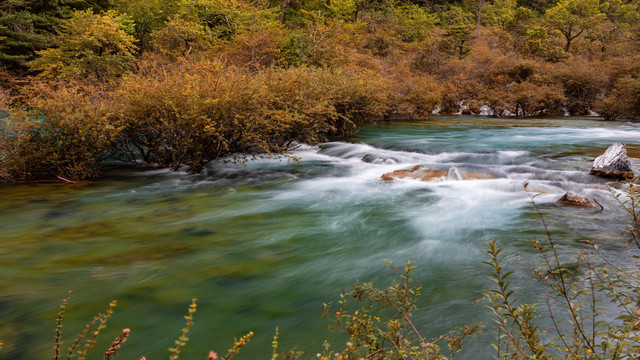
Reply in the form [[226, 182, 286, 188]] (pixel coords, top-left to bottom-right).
[[0, 81, 119, 182], [111, 58, 390, 173]]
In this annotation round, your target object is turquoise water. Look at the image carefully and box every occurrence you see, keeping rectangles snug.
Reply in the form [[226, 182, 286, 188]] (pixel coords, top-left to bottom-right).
[[1, 116, 639, 359]]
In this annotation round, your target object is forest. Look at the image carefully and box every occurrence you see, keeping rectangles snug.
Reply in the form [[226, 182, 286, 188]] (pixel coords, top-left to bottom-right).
[[2, 2, 640, 359], [1, 0, 639, 180]]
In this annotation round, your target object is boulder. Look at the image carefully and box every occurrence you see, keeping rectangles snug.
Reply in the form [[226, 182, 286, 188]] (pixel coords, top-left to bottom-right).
[[590, 143, 635, 179], [557, 192, 595, 207], [381, 165, 447, 181]]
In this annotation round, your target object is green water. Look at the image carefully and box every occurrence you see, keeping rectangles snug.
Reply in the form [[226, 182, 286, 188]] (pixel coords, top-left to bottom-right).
[[1, 116, 639, 359]]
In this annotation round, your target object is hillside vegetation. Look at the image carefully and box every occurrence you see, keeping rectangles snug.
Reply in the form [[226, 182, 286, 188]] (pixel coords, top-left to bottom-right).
[[1, 0, 639, 180]]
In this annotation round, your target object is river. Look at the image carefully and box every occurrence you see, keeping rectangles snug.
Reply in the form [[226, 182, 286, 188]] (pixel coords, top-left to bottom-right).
[[1, 116, 639, 359]]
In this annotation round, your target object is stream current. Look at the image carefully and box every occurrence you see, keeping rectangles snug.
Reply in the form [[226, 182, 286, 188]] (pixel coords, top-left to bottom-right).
[[1, 116, 640, 359]]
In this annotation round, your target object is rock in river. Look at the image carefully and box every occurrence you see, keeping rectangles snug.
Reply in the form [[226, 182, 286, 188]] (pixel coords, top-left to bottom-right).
[[557, 192, 595, 207], [590, 143, 635, 179], [381, 165, 447, 181]]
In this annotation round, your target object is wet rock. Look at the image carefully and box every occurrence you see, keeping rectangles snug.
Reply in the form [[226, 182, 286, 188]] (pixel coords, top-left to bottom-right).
[[459, 170, 496, 180], [557, 192, 595, 207], [448, 167, 496, 180], [362, 154, 398, 164], [381, 165, 447, 181], [590, 143, 635, 179], [525, 187, 554, 194]]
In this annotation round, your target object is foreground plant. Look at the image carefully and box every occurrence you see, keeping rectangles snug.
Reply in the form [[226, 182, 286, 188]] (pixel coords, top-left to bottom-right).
[[45, 294, 253, 360], [325, 260, 481, 360], [485, 179, 640, 359], [51, 291, 119, 360]]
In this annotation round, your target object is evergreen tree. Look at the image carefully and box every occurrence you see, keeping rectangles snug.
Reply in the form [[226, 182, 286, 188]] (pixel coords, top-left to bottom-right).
[[0, 0, 113, 72]]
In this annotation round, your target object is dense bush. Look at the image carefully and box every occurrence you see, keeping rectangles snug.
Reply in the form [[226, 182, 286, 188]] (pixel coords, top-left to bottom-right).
[[599, 75, 640, 120], [109, 59, 390, 173], [0, 82, 118, 182]]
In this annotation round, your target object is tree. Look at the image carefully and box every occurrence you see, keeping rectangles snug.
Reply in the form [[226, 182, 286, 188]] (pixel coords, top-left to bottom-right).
[[0, 0, 113, 71], [114, 0, 182, 49], [545, 0, 605, 51], [29, 10, 137, 81], [150, 17, 212, 58], [440, 6, 475, 57], [395, 5, 437, 42]]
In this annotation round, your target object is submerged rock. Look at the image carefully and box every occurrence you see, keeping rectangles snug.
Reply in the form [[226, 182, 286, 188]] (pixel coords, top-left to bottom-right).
[[383, 166, 495, 182], [590, 143, 635, 179], [557, 192, 595, 207], [448, 167, 496, 180], [459, 170, 496, 180], [381, 165, 447, 181], [362, 154, 398, 164]]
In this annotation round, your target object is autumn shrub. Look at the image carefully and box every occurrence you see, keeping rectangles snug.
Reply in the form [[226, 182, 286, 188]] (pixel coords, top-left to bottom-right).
[[326, 68, 391, 135], [510, 81, 566, 115], [235, 66, 337, 150], [485, 182, 640, 359], [484, 54, 541, 84], [112, 59, 251, 172], [0, 81, 119, 182], [324, 260, 481, 360], [223, 18, 287, 70], [246, 66, 390, 138], [387, 63, 442, 118], [439, 73, 483, 114], [112, 58, 389, 172], [598, 75, 640, 120], [0, 88, 10, 112], [410, 37, 448, 75], [551, 59, 605, 114]]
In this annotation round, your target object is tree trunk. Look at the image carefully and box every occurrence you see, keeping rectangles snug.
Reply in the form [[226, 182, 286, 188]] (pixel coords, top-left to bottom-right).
[[279, 0, 291, 25]]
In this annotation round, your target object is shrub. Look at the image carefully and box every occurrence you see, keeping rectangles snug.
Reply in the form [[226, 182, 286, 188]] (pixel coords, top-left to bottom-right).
[[325, 260, 481, 360], [112, 59, 250, 171], [552, 59, 605, 115], [0, 81, 119, 182], [387, 63, 443, 118], [599, 75, 640, 120], [486, 182, 640, 359], [223, 19, 287, 71], [510, 81, 566, 116], [112, 59, 389, 172], [280, 31, 312, 67]]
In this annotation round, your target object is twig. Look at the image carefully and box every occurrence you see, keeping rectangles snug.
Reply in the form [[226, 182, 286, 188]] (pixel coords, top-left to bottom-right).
[[56, 175, 75, 184]]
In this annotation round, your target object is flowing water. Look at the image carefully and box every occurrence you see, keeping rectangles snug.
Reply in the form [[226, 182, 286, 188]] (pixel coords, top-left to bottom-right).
[[1, 116, 640, 359]]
